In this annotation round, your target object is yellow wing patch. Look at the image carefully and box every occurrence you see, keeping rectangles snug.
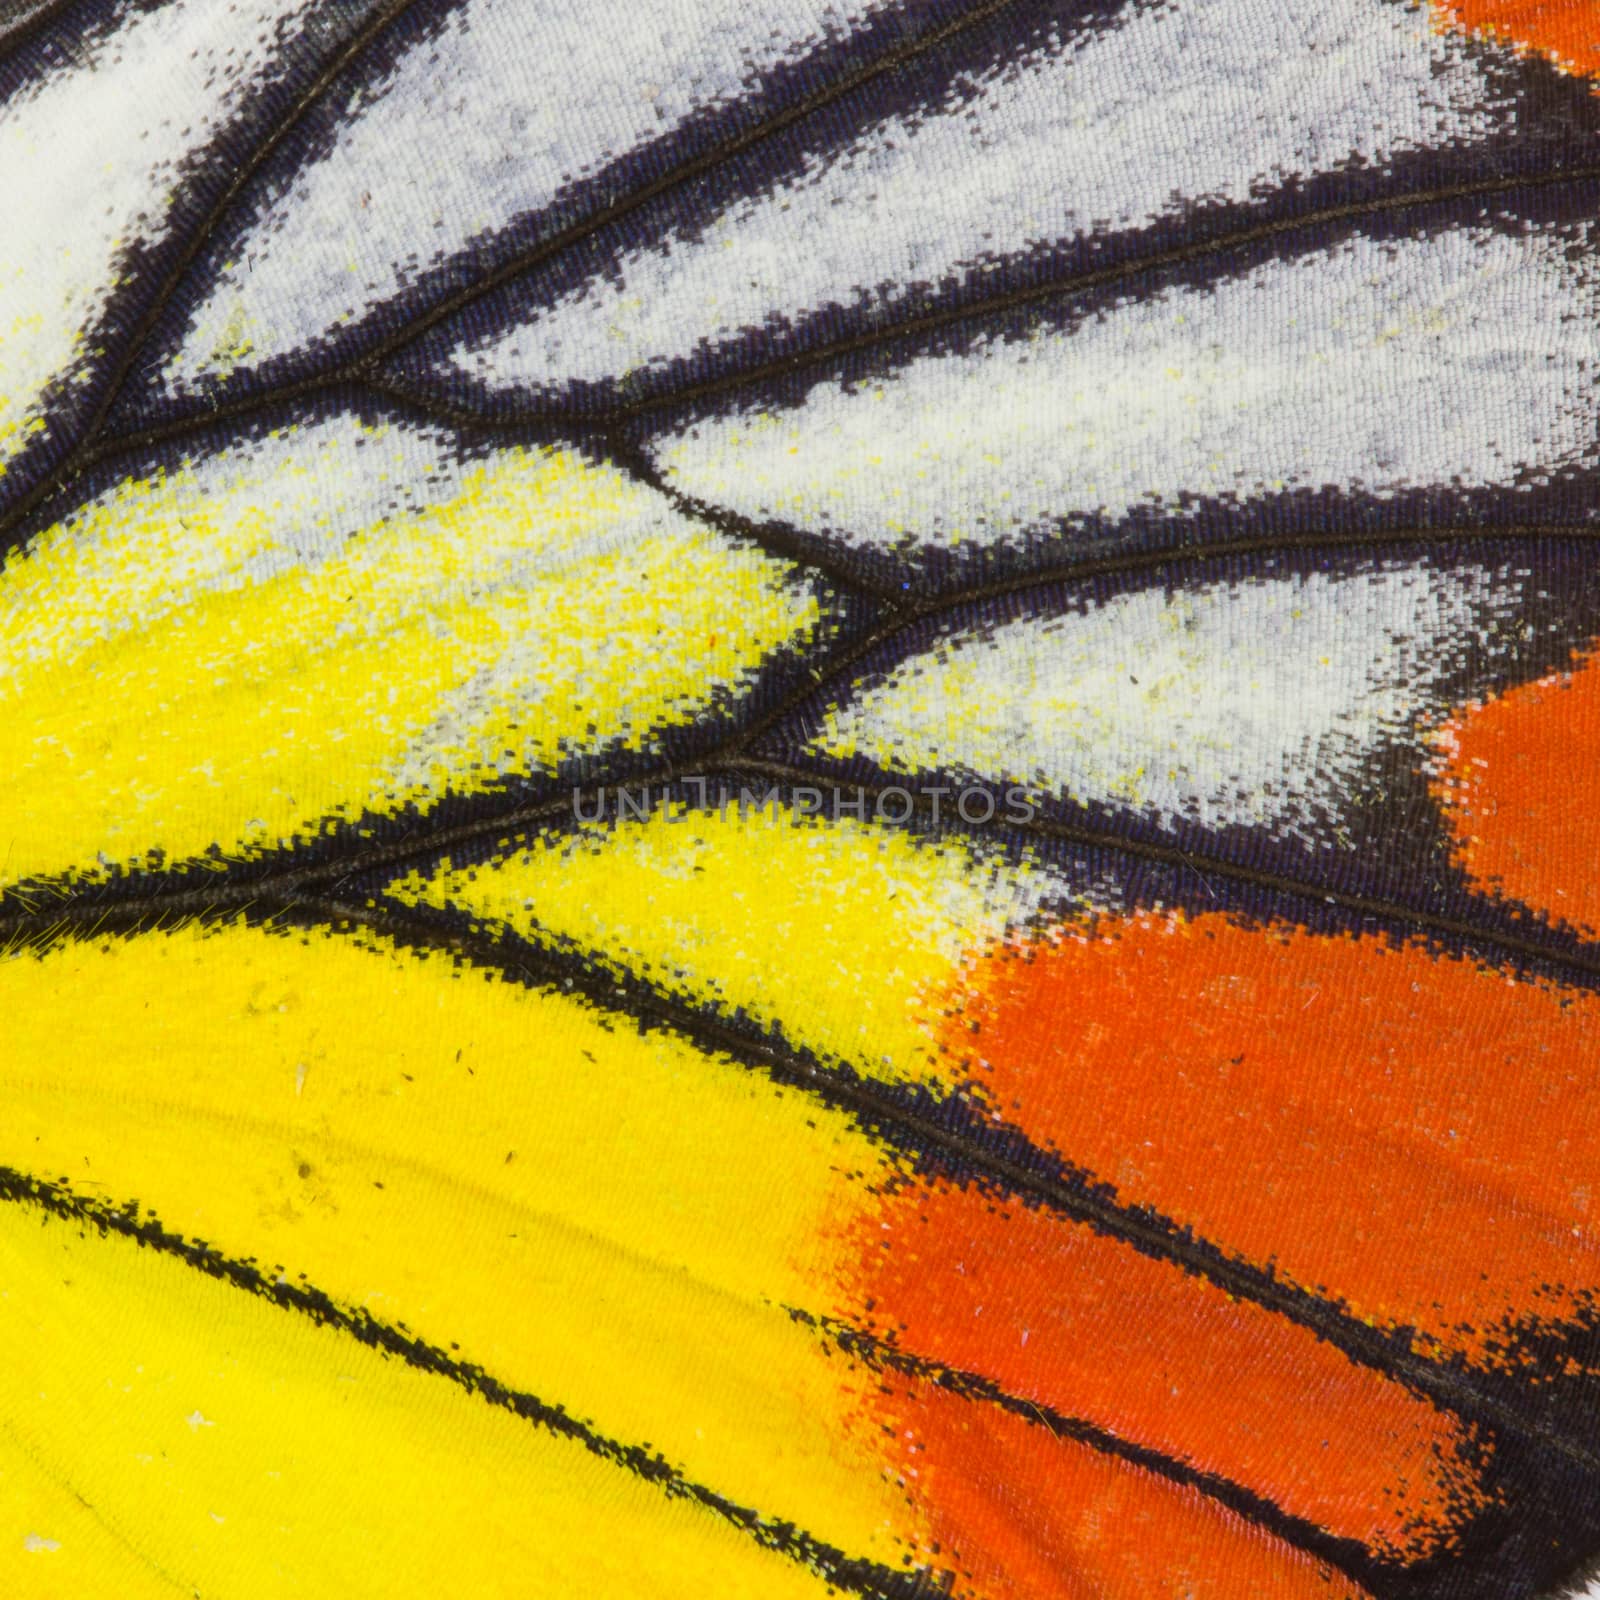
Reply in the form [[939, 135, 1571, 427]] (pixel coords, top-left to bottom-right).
[[0, 918, 934, 1579], [0, 415, 819, 891], [389, 801, 1072, 1082], [0, 1426, 180, 1600], [0, 1191, 843, 1600]]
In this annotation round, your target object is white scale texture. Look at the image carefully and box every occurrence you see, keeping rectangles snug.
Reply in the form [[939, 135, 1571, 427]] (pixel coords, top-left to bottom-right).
[[0, 0, 317, 467], [653, 226, 1600, 553], [460, 0, 1497, 398], [162, 0, 896, 394], [814, 564, 1519, 842]]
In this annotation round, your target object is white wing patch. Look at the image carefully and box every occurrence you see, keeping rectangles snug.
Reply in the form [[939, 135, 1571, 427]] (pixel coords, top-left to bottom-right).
[[1548, 1568, 1600, 1599], [458, 0, 1495, 399], [653, 225, 1600, 554], [0, 0, 319, 472], [159, 0, 897, 395], [812, 564, 1516, 842]]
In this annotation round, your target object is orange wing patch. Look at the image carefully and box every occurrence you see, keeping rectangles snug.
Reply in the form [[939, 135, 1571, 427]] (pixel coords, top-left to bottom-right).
[[1435, 653, 1600, 937], [1434, 0, 1600, 78], [834, 1177, 1489, 1563], [865, 1378, 1374, 1600], [936, 912, 1600, 1370]]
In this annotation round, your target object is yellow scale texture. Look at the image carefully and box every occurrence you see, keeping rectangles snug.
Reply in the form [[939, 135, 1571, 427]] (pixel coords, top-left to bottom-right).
[[0, 1187, 839, 1600], [392, 803, 1066, 1083], [0, 919, 941, 1589], [0, 431, 818, 890]]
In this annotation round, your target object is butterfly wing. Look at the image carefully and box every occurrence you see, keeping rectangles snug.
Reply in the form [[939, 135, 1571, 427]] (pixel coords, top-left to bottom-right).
[[6, 1, 1600, 1596]]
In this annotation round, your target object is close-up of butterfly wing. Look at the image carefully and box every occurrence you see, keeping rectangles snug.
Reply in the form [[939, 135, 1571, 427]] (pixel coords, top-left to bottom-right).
[[7, 0, 1600, 1595]]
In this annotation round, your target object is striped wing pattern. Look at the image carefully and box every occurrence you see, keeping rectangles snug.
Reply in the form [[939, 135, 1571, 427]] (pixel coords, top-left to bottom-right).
[[5, 0, 1600, 1595]]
